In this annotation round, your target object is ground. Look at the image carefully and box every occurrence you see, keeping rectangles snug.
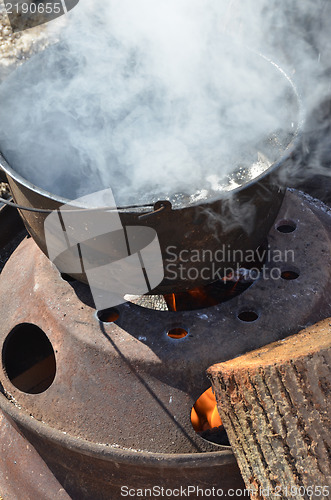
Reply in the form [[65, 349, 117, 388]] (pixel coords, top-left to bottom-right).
[[0, 1, 50, 81]]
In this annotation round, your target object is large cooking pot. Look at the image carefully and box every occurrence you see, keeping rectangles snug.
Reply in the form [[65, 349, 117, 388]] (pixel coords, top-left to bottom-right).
[[0, 43, 302, 295]]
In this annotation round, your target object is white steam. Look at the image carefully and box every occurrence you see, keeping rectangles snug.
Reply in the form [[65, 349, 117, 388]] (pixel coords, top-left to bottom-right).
[[0, 0, 328, 207]]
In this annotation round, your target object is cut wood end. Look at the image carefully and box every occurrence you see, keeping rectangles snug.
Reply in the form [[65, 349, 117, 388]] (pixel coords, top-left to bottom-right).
[[207, 318, 331, 377]]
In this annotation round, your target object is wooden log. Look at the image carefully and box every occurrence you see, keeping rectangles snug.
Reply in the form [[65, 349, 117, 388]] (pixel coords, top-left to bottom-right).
[[207, 318, 331, 500]]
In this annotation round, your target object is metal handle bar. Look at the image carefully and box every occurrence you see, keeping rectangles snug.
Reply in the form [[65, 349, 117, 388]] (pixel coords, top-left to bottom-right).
[[0, 195, 167, 217]]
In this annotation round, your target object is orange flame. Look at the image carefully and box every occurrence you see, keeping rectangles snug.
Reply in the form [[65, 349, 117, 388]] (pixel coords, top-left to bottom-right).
[[170, 293, 177, 312], [164, 293, 177, 311], [191, 387, 222, 432]]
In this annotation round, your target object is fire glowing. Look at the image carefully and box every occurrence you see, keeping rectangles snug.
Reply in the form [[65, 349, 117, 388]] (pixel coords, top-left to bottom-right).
[[164, 278, 244, 312], [191, 387, 222, 432], [170, 293, 177, 311]]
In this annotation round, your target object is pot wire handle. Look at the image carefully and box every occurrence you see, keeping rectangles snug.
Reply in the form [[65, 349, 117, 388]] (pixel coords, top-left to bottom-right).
[[138, 200, 172, 220], [138, 204, 167, 220], [0, 196, 53, 213], [0, 196, 155, 214]]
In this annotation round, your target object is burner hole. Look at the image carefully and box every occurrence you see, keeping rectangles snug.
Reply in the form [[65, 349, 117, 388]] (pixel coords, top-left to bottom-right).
[[238, 311, 259, 322], [191, 387, 230, 447], [276, 220, 297, 233], [97, 308, 120, 323], [281, 270, 300, 280], [167, 328, 188, 339], [61, 273, 76, 283], [2, 324, 56, 394]]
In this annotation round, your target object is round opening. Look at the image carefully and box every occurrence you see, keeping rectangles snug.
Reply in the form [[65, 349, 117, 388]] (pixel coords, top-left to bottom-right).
[[167, 328, 188, 339], [276, 220, 297, 233], [61, 273, 76, 283], [191, 387, 230, 446], [238, 311, 259, 322], [2, 324, 56, 394], [281, 270, 300, 280], [97, 308, 120, 323]]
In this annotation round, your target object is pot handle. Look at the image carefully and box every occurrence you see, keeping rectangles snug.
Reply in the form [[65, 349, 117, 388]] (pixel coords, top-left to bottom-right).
[[0, 196, 53, 213], [0, 195, 168, 215]]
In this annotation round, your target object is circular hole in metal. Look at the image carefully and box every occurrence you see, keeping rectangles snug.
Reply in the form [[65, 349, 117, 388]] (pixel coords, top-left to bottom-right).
[[238, 311, 259, 322], [276, 220, 297, 233], [281, 270, 300, 280], [97, 308, 120, 323], [2, 324, 56, 394], [61, 273, 76, 283], [191, 387, 230, 446], [167, 328, 188, 339]]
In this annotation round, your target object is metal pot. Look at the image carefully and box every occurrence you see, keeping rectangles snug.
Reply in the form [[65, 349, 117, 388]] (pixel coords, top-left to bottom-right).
[[0, 45, 302, 295], [0, 155, 297, 295]]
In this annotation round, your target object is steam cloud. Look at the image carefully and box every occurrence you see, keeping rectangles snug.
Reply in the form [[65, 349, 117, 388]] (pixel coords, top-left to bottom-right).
[[0, 0, 329, 207]]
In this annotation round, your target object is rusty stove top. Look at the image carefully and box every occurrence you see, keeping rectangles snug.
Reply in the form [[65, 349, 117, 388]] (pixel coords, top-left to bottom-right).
[[0, 189, 330, 498]]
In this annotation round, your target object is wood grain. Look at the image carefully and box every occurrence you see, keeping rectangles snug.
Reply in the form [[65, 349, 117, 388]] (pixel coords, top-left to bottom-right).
[[208, 318, 331, 499]]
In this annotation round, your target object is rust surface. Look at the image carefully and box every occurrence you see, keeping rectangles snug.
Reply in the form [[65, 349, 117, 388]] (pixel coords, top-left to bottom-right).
[[0, 410, 69, 500], [0, 190, 330, 497], [0, 190, 330, 454]]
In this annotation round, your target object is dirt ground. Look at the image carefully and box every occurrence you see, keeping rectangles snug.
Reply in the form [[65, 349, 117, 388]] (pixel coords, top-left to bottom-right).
[[0, 1, 50, 82], [0, 1, 52, 207]]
